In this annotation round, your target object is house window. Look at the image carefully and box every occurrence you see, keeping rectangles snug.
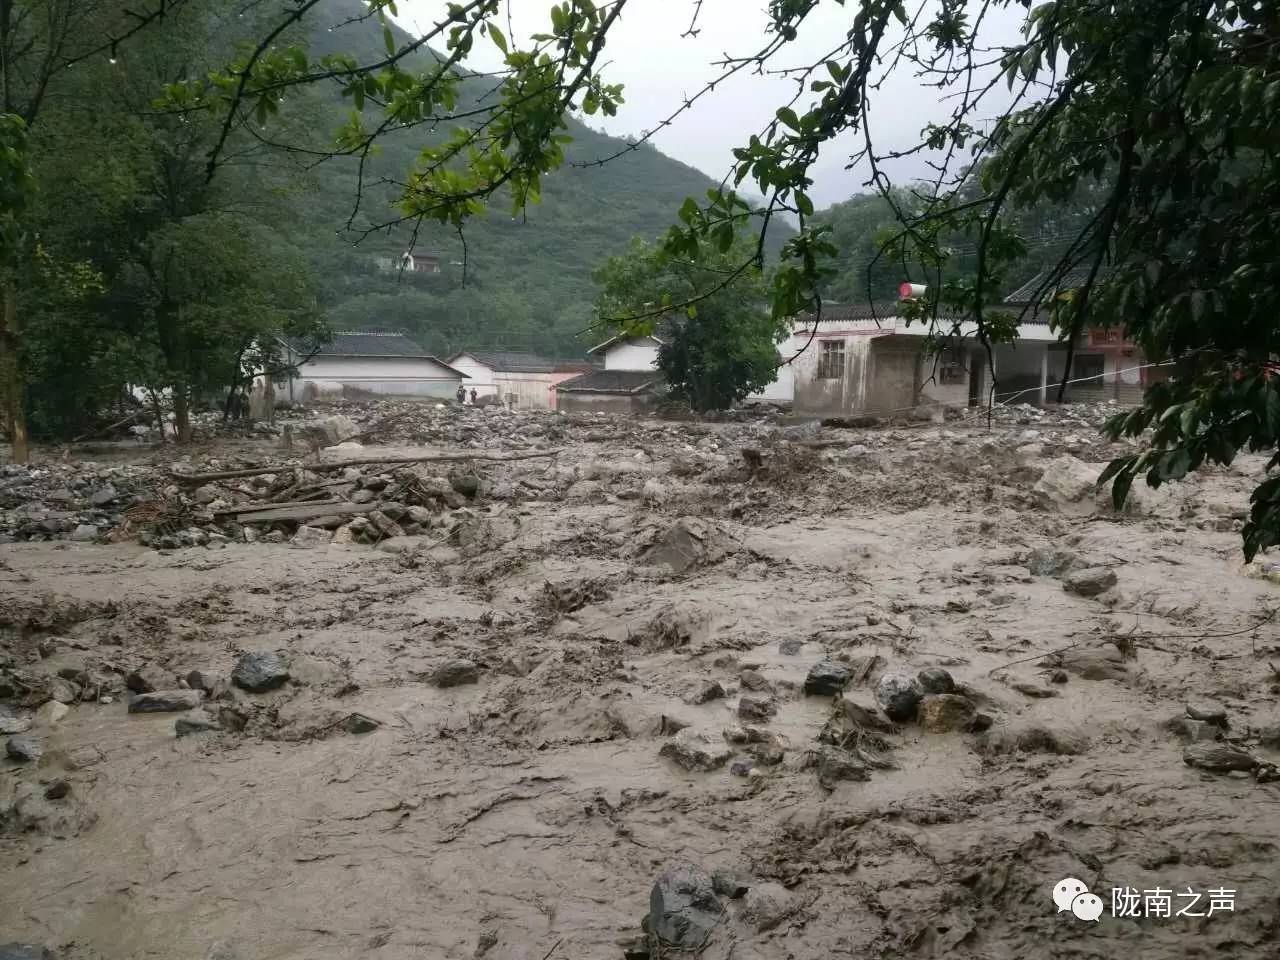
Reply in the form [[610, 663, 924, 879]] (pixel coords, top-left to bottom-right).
[[817, 340, 846, 379]]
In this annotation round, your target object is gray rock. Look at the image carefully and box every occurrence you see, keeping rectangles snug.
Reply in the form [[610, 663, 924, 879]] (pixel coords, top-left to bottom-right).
[[741, 882, 795, 932], [803, 660, 851, 696], [737, 696, 777, 723], [876, 672, 923, 722], [368, 510, 405, 539], [916, 694, 977, 733], [43, 779, 70, 800], [47, 677, 78, 704], [648, 863, 723, 950], [339, 713, 380, 734], [659, 730, 731, 772], [1063, 566, 1118, 597], [711, 869, 750, 899], [0, 946, 53, 960], [70, 524, 99, 542], [781, 420, 821, 442], [690, 680, 726, 704], [1186, 701, 1228, 727], [193, 484, 220, 505], [917, 667, 956, 695], [739, 669, 771, 692], [88, 484, 118, 506], [6, 735, 41, 762], [1055, 646, 1127, 681], [432, 658, 479, 688], [778, 639, 803, 656], [128, 689, 204, 713], [351, 489, 375, 504], [977, 720, 1090, 756], [1259, 723, 1280, 749], [450, 474, 482, 498], [1033, 455, 1101, 505], [812, 744, 869, 788], [0, 705, 31, 735], [185, 670, 221, 693], [291, 526, 332, 547], [231, 651, 290, 692], [1027, 544, 1077, 577], [1184, 742, 1256, 772], [175, 712, 221, 737], [126, 665, 171, 694]]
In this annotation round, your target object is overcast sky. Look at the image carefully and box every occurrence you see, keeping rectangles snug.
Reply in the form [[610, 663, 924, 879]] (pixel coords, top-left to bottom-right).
[[387, 1, 1028, 210]]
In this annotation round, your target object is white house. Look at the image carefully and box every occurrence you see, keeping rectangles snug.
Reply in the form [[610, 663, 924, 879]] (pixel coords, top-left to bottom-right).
[[553, 334, 664, 413], [446, 351, 595, 410], [275, 330, 466, 402]]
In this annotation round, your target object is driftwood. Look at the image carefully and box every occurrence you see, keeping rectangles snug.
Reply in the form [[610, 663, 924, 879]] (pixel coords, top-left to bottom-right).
[[169, 448, 562, 484], [214, 499, 374, 524]]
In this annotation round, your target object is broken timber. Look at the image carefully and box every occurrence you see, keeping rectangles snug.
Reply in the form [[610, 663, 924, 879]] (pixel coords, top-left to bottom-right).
[[213, 499, 373, 524], [169, 448, 561, 484]]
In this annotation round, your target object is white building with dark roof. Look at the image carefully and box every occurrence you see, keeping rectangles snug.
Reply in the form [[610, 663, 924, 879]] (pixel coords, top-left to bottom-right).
[[276, 330, 467, 402], [446, 351, 596, 410]]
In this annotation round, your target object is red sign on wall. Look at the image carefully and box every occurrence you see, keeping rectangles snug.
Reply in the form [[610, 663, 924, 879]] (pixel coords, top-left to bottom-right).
[[1087, 328, 1132, 348]]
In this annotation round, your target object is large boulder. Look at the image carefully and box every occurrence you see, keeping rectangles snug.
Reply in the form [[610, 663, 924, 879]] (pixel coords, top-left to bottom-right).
[[917, 694, 977, 733], [432, 659, 480, 688], [876, 672, 923, 722], [803, 661, 852, 697], [231, 651, 290, 693], [1033, 455, 1102, 506], [648, 863, 723, 951], [1063, 566, 1118, 597], [659, 730, 731, 772], [317, 415, 360, 446], [127, 689, 204, 713]]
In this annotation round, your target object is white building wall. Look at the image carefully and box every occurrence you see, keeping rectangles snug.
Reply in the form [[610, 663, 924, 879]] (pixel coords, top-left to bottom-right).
[[292, 355, 462, 399], [448, 356, 497, 394], [603, 340, 659, 371]]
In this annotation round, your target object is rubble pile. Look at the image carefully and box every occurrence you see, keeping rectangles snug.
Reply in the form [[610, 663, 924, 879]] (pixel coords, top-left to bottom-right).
[[0, 463, 164, 544]]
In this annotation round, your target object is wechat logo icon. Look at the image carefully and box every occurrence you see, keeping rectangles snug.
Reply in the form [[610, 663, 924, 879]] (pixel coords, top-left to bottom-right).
[[1054, 878, 1104, 921]]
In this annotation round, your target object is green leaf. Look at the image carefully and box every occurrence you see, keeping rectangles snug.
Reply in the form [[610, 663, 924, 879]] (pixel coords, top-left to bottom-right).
[[489, 23, 508, 54], [384, 25, 396, 56], [795, 191, 814, 217], [776, 107, 801, 132]]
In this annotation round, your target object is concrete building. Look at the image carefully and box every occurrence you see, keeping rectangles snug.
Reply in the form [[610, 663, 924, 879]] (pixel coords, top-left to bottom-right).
[[447, 351, 595, 410], [275, 331, 466, 402], [554, 334, 664, 413]]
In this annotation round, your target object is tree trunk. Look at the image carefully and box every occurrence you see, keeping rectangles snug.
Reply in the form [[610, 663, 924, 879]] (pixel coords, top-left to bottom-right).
[[173, 388, 192, 443], [0, 283, 28, 462]]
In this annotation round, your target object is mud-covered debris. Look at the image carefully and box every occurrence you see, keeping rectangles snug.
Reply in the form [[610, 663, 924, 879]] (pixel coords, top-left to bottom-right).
[[291, 526, 332, 548], [128, 689, 203, 713], [0, 705, 31, 735], [1063, 566, 1118, 597], [175, 711, 221, 737], [738, 696, 777, 723], [803, 660, 851, 696], [1186, 701, 1228, 727], [647, 863, 723, 951], [633, 604, 713, 651], [917, 667, 957, 695], [977, 721, 1089, 756], [689, 680, 726, 705], [231, 651, 290, 692], [739, 669, 771, 692], [34, 702, 67, 725], [659, 730, 731, 772], [6, 735, 40, 762], [450, 473, 483, 498], [711, 869, 750, 900], [1166, 717, 1220, 742], [917, 694, 977, 733], [0, 781, 97, 838], [638, 517, 734, 574], [876, 672, 924, 722], [541, 576, 611, 615], [433, 658, 480, 688], [1008, 679, 1059, 699], [185, 670, 222, 694], [778, 639, 803, 656], [1027, 544, 1078, 577], [1184, 742, 1256, 773], [740, 881, 797, 932], [1050, 645, 1127, 681]]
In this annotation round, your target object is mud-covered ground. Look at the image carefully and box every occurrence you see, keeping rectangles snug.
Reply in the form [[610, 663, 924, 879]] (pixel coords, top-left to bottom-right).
[[3, 403, 1280, 960]]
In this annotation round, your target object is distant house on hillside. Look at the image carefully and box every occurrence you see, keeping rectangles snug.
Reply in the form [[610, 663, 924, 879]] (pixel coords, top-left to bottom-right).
[[553, 334, 664, 413], [275, 330, 466, 402], [372, 252, 442, 274], [446, 350, 596, 410]]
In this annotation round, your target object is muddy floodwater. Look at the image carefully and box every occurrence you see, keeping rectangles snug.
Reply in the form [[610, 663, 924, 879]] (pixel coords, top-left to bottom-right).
[[3, 403, 1279, 959]]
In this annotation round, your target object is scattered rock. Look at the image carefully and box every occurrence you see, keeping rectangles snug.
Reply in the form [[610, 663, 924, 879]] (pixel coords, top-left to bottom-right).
[[711, 869, 750, 899], [291, 525, 333, 548], [916, 694, 977, 733], [128, 689, 204, 713], [43, 779, 70, 800], [1184, 742, 1255, 773], [810, 744, 870, 788], [740, 882, 796, 932], [499, 654, 535, 678], [185, 670, 222, 694], [1026, 544, 1077, 577], [450, 473, 482, 498], [1008, 680, 1059, 699], [1052, 646, 1127, 681], [639, 517, 734, 574], [0, 946, 53, 960], [739, 669, 770, 692], [778, 639, 803, 656], [689, 680, 726, 704], [876, 672, 923, 722], [0, 706, 31, 735], [647, 863, 723, 951], [1186, 701, 1228, 727], [659, 730, 731, 772], [47, 678, 78, 704], [125, 665, 171, 694], [231, 651, 290, 692], [917, 667, 956, 695], [432, 659, 480, 688], [737, 696, 777, 723], [34, 701, 68, 725], [175, 712, 221, 737], [803, 660, 851, 696], [1063, 566, 1118, 597], [6, 735, 41, 762], [339, 713, 381, 734]]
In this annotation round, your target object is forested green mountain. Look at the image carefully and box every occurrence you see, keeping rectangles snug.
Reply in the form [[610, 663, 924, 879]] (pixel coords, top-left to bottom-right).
[[277, 0, 741, 357]]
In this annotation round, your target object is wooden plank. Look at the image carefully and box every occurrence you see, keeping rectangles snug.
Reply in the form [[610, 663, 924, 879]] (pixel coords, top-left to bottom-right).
[[216, 501, 373, 524], [169, 448, 561, 484]]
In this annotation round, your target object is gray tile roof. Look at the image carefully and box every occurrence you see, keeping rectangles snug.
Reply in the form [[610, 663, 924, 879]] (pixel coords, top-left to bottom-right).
[[288, 331, 466, 374], [555, 370, 660, 394], [451, 350, 562, 373], [797, 301, 972, 324], [1004, 266, 1110, 306]]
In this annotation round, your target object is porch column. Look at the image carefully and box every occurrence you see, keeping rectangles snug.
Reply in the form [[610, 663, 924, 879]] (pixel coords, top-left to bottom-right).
[[1038, 349, 1049, 406]]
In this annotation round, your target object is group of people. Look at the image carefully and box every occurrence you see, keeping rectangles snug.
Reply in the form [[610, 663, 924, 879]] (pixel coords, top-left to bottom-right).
[[455, 385, 479, 405]]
